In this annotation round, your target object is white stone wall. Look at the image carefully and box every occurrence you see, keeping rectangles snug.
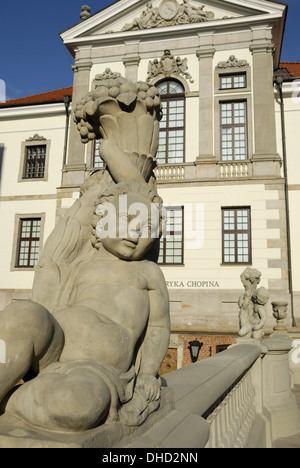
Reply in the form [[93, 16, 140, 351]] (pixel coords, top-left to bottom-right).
[[0, 104, 67, 304]]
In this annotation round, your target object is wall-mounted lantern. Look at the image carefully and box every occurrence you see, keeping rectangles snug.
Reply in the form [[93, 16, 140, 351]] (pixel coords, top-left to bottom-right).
[[188, 339, 203, 363]]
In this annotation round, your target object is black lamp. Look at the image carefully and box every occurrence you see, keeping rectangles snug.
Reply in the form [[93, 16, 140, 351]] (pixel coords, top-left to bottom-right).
[[188, 339, 203, 363]]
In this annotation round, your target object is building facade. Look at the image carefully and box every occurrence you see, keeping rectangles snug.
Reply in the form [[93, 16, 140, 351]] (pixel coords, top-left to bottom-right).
[[0, 0, 299, 370]]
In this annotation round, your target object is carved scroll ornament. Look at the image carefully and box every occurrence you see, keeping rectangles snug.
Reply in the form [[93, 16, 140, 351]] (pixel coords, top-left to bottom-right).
[[147, 49, 194, 83], [216, 55, 249, 69]]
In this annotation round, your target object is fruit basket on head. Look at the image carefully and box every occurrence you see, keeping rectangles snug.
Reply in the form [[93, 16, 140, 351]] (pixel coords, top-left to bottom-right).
[[74, 69, 163, 183]]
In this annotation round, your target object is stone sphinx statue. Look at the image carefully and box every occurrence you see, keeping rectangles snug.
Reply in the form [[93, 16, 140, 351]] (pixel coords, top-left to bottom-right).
[[0, 72, 170, 434], [238, 268, 270, 341]]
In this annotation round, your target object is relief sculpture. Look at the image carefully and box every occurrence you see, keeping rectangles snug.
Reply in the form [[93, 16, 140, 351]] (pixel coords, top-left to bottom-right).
[[122, 0, 214, 31]]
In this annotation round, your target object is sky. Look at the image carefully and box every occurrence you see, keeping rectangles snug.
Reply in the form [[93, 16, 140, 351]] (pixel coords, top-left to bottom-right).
[[0, 0, 299, 101]]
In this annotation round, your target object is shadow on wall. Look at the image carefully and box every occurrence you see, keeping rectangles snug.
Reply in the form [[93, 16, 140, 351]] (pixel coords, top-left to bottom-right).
[[0, 144, 4, 195]]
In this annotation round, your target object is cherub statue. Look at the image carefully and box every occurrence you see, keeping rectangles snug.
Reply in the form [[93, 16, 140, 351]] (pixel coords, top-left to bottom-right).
[[0, 182, 169, 431], [238, 268, 269, 341], [0, 74, 170, 433]]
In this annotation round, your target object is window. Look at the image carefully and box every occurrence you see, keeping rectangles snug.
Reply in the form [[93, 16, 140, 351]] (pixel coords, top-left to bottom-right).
[[221, 101, 247, 161], [158, 206, 184, 265], [16, 218, 41, 268], [222, 208, 251, 264], [24, 145, 46, 179], [92, 140, 105, 168], [220, 73, 246, 90], [19, 137, 50, 182], [156, 80, 185, 165]]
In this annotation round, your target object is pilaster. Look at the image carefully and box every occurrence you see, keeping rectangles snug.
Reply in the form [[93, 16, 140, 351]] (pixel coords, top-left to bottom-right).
[[122, 56, 141, 82], [123, 41, 141, 82], [250, 42, 281, 165], [196, 46, 216, 164], [63, 60, 92, 186]]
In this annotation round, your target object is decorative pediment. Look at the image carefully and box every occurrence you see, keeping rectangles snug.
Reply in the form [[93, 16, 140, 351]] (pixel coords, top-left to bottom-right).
[[26, 134, 47, 141], [121, 0, 214, 31], [147, 49, 194, 83], [216, 55, 250, 70], [60, 0, 286, 49]]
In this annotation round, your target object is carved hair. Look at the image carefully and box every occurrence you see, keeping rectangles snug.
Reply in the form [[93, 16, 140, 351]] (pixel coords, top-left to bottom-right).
[[240, 267, 262, 284]]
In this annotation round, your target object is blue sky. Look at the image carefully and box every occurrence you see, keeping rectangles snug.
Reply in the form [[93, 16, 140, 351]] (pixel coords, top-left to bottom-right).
[[1, 0, 299, 100]]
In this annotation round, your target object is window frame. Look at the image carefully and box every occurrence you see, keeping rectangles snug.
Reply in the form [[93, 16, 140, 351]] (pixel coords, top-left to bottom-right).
[[16, 218, 41, 268], [156, 79, 186, 165], [222, 207, 252, 265], [11, 213, 45, 271], [158, 206, 184, 266], [220, 100, 248, 161], [19, 138, 51, 182], [219, 72, 247, 90]]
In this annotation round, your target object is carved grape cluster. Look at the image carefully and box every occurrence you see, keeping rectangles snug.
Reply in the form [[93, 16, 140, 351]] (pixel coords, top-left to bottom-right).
[[73, 75, 163, 144]]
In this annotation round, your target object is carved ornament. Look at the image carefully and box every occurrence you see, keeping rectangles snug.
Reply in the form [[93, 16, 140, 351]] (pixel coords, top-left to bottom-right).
[[216, 55, 249, 69], [121, 0, 214, 31], [26, 134, 47, 141], [147, 49, 194, 83]]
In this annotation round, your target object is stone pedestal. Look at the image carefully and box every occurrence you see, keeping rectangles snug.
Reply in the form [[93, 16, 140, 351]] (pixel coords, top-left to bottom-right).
[[262, 334, 300, 438]]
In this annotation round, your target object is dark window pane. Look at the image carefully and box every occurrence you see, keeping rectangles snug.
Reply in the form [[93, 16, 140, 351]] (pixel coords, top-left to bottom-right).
[[16, 218, 41, 268], [222, 208, 251, 264], [158, 207, 184, 265]]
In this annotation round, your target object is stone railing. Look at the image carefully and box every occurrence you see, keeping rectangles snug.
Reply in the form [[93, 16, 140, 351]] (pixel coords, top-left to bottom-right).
[[219, 161, 252, 178], [154, 164, 186, 181], [204, 365, 257, 448], [154, 160, 253, 182], [6, 337, 298, 447], [120, 336, 299, 449]]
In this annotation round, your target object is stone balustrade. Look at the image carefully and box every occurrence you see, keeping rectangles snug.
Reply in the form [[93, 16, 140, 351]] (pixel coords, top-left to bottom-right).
[[219, 161, 251, 178], [121, 337, 299, 449], [154, 164, 186, 181]]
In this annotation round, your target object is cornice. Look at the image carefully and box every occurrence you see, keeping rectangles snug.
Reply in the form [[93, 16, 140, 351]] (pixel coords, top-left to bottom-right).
[[62, 13, 284, 51]]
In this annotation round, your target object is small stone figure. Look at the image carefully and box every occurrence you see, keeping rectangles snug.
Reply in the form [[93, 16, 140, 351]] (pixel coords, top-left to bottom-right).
[[238, 268, 269, 341], [0, 183, 169, 431], [80, 5, 91, 21], [147, 49, 194, 83], [251, 287, 270, 340]]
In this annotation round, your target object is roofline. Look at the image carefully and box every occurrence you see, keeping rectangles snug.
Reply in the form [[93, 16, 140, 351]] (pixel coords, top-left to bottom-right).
[[0, 97, 72, 109], [0, 86, 73, 108], [59, 0, 121, 36]]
